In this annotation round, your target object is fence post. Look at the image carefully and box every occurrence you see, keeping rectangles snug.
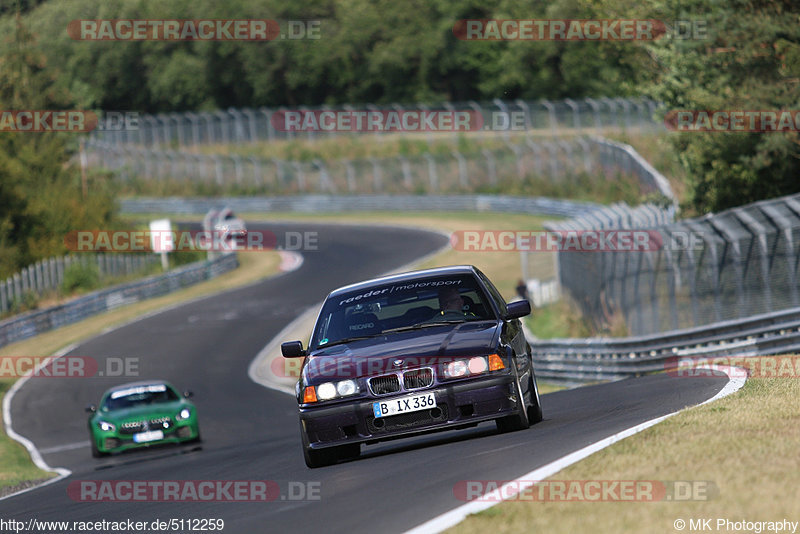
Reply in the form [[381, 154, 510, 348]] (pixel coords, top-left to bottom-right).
[[542, 141, 559, 178], [260, 107, 275, 143], [564, 98, 580, 129], [370, 158, 383, 192], [503, 141, 524, 179], [515, 99, 532, 131], [343, 159, 356, 192], [453, 150, 468, 188], [493, 98, 510, 141], [292, 161, 306, 191], [399, 157, 413, 189], [539, 99, 558, 136], [709, 218, 746, 317], [467, 101, 485, 139], [200, 112, 214, 144], [314, 159, 333, 192], [229, 107, 246, 143], [212, 155, 223, 185], [232, 155, 244, 185], [242, 108, 258, 143], [273, 159, 285, 186], [443, 102, 458, 143], [734, 208, 773, 313], [761, 204, 799, 307], [482, 149, 497, 185], [249, 157, 262, 186], [424, 153, 438, 191]]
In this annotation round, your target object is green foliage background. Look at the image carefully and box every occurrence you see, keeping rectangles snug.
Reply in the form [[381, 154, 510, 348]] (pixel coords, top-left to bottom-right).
[[1, 0, 799, 277]]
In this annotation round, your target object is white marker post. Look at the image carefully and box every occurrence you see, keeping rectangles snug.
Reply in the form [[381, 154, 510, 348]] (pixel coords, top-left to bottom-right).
[[149, 219, 173, 271]]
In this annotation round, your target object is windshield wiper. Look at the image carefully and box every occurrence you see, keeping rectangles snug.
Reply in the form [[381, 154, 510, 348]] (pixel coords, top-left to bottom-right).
[[381, 320, 466, 334], [317, 334, 381, 348]]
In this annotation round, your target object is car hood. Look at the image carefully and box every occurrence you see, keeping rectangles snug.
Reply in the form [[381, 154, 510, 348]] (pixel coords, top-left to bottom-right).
[[97, 401, 189, 422], [303, 321, 501, 383]]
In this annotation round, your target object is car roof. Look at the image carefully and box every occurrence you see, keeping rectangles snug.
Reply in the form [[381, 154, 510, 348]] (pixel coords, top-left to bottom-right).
[[327, 265, 480, 297]]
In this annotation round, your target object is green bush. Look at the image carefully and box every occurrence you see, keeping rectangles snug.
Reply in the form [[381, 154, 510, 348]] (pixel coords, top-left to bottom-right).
[[61, 262, 100, 293]]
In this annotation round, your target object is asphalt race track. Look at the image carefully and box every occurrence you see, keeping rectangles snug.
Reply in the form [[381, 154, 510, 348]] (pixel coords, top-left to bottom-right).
[[0, 222, 730, 533]]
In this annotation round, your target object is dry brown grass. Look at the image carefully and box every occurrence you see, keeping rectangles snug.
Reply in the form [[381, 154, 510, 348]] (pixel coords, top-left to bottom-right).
[[449, 365, 800, 533]]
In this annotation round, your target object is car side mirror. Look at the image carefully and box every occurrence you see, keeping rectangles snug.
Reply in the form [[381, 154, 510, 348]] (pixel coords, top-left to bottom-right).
[[281, 340, 306, 358], [506, 300, 531, 319], [183, 390, 194, 399], [85, 404, 97, 413]]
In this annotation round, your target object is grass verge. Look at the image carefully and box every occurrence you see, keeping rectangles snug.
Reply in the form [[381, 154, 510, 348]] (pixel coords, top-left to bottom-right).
[[448, 364, 800, 533]]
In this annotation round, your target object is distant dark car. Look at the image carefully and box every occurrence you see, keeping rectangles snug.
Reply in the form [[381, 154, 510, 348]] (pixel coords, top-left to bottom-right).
[[282, 265, 541, 468], [212, 207, 247, 239]]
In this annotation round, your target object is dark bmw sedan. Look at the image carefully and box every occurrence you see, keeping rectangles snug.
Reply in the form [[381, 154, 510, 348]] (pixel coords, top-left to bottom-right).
[[281, 265, 542, 468]]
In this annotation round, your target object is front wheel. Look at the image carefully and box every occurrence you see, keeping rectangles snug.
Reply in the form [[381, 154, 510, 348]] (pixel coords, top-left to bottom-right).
[[301, 426, 359, 468], [495, 375, 530, 433], [90, 438, 108, 458], [527, 372, 543, 424], [303, 444, 338, 468]]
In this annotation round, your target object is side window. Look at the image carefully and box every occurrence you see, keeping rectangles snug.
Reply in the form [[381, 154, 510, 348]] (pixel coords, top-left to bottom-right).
[[476, 270, 507, 317]]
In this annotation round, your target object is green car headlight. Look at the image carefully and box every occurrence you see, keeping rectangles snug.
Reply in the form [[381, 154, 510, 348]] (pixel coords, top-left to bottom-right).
[[176, 408, 191, 420], [97, 420, 115, 432]]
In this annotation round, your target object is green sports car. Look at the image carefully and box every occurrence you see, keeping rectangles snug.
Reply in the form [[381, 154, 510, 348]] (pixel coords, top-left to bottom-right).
[[86, 380, 200, 457]]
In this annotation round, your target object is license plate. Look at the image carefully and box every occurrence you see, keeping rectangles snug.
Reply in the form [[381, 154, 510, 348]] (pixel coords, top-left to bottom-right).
[[133, 430, 164, 443], [373, 393, 436, 418]]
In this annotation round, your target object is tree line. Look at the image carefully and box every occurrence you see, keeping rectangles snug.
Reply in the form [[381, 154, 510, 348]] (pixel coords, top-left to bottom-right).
[[0, 0, 798, 279]]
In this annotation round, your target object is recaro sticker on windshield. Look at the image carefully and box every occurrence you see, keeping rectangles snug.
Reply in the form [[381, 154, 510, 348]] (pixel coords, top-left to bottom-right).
[[338, 279, 463, 306]]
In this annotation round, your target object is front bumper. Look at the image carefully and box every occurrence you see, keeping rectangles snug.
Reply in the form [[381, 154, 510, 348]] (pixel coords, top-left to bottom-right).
[[299, 374, 519, 450], [93, 422, 199, 454]]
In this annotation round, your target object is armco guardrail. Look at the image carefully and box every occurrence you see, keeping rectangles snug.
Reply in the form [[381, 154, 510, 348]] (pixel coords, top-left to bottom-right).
[[531, 305, 800, 382], [1, 253, 157, 315], [0, 254, 238, 350]]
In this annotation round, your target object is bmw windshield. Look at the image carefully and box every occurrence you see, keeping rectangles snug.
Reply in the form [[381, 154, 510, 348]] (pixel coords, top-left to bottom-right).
[[310, 275, 496, 350]]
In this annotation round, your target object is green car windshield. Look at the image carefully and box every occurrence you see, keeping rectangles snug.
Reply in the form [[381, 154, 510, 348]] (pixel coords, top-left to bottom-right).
[[102, 384, 180, 411]]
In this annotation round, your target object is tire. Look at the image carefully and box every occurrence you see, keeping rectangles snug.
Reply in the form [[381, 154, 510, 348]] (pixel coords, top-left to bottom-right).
[[527, 372, 543, 424], [338, 443, 361, 461], [495, 374, 530, 433], [91, 438, 108, 458], [188, 428, 202, 444], [301, 426, 347, 468], [303, 445, 338, 469]]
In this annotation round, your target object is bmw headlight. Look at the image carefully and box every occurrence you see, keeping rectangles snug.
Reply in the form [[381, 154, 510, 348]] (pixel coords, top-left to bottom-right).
[[316, 382, 337, 400], [443, 356, 493, 379], [310, 380, 359, 402], [97, 420, 116, 432], [444, 360, 468, 378], [336, 379, 358, 396]]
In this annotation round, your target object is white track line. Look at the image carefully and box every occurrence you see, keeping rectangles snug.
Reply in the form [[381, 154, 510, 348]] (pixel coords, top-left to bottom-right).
[[0, 345, 77, 500], [404, 365, 747, 534]]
